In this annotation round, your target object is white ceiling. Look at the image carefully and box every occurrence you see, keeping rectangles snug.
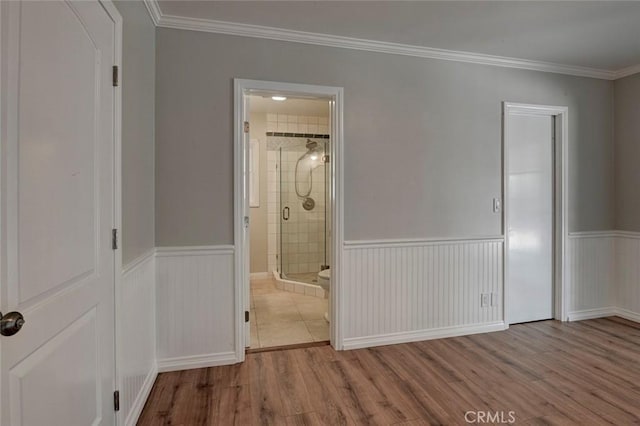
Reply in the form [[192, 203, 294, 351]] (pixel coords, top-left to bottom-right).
[[249, 95, 330, 116], [157, 1, 640, 72]]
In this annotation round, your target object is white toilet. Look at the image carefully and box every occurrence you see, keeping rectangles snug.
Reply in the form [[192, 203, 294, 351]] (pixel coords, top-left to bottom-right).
[[317, 269, 331, 322]]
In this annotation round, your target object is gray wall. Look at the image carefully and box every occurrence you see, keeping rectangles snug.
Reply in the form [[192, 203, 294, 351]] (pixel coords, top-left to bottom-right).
[[614, 73, 640, 232], [114, 0, 156, 264], [155, 28, 615, 246]]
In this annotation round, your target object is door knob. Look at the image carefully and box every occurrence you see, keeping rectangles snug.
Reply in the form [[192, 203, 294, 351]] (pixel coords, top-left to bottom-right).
[[0, 311, 25, 336]]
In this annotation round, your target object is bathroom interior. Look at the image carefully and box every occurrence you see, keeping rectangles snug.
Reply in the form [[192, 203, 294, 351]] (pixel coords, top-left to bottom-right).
[[248, 94, 332, 349]]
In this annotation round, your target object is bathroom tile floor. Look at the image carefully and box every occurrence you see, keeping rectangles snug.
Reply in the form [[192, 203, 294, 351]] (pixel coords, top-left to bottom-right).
[[250, 277, 329, 349]]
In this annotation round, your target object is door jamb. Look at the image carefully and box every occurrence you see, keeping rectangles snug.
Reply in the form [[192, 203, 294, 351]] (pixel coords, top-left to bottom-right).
[[234, 79, 345, 362], [502, 102, 569, 325], [98, 1, 123, 424]]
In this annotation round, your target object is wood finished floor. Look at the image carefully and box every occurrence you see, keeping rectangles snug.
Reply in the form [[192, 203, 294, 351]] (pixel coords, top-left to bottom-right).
[[138, 317, 640, 425]]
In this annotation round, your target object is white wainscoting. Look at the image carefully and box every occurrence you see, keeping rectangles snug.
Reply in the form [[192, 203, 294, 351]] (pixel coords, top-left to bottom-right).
[[615, 232, 640, 322], [342, 237, 506, 349], [120, 250, 157, 426], [567, 232, 616, 320], [567, 231, 640, 322], [155, 246, 238, 372]]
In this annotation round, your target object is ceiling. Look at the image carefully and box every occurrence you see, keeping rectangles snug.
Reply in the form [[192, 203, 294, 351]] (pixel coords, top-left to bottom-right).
[[249, 95, 330, 116], [156, 1, 640, 72]]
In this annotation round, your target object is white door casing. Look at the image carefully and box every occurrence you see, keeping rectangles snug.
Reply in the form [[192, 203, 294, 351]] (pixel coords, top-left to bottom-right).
[[234, 80, 345, 358], [503, 103, 569, 325], [1, 1, 120, 424], [243, 96, 251, 348]]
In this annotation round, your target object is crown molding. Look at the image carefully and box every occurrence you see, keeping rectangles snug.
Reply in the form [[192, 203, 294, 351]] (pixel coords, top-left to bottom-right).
[[143, 0, 161, 26], [144, 0, 639, 81], [614, 63, 640, 80]]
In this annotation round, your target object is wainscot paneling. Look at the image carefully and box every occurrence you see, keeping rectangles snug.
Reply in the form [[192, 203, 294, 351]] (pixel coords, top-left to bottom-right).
[[567, 232, 616, 320], [120, 250, 157, 426], [342, 237, 505, 349], [155, 246, 238, 372], [614, 232, 640, 322]]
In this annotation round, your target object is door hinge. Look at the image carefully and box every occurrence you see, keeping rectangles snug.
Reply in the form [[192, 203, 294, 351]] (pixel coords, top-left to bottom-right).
[[112, 66, 119, 87], [112, 229, 118, 250], [244, 121, 250, 133], [245, 311, 249, 322], [114, 390, 120, 412], [322, 155, 330, 163]]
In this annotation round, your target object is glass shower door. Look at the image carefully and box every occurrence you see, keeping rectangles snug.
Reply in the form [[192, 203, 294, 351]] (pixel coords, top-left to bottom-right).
[[279, 139, 327, 284], [279, 145, 295, 279]]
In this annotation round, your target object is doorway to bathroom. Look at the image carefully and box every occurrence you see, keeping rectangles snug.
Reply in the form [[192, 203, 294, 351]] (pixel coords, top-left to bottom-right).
[[234, 80, 344, 356]]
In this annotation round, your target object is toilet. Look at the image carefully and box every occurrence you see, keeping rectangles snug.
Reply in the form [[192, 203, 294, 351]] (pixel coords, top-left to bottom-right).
[[317, 269, 330, 322]]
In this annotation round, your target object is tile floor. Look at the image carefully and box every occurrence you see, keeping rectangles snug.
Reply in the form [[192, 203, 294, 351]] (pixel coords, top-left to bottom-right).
[[250, 277, 329, 348]]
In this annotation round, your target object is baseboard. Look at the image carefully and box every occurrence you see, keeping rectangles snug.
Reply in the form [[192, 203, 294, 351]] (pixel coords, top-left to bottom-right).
[[613, 307, 640, 323], [124, 363, 158, 426], [567, 307, 616, 321], [250, 272, 270, 280], [342, 321, 507, 350], [156, 351, 238, 372]]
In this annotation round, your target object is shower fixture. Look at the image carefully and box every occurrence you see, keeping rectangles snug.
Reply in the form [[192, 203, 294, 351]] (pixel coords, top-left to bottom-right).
[[302, 197, 315, 211], [294, 140, 323, 206]]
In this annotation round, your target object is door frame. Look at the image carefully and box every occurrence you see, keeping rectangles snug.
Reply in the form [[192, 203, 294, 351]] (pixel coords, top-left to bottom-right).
[[233, 79, 345, 362], [503, 102, 569, 325], [101, 1, 124, 424]]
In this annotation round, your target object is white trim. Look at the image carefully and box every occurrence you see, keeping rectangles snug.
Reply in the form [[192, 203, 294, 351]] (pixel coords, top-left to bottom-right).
[[342, 322, 507, 351], [503, 102, 569, 325], [124, 363, 158, 426], [612, 230, 640, 239], [156, 352, 238, 373], [142, 0, 161, 26], [141, 0, 640, 81], [567, 307, 616, 321], [98, 3, 124, 426], [122, 248, 155, 275], [249, 272, 270, 280], [568, 230, 640, 239], [234, 81, 247, 362], [234, 79, 345, 355], [155, 245, 235, 257], [344, 235, 504, 250], [614, 63, 640, 80], [568, 231, 618, 238], [156, 12, 615, 80], [614, 307, 640, 323]]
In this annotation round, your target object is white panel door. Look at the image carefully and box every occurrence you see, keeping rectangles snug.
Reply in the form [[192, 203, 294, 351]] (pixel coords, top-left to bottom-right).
[[506, 113, 554, 324], [1, 1, 117, 425]]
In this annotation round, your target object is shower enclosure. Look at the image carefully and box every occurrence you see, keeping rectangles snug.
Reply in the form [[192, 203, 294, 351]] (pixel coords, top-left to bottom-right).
[[277, 137, 330, 285]]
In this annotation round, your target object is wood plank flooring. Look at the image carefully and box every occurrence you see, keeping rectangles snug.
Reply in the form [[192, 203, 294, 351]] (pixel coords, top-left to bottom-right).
[[138, 317, 640, 425]]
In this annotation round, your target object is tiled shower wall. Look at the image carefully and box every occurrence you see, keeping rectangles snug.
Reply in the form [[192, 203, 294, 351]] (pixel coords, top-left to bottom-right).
[[280, 148, 327, 275], [267, 139, 328, 275], [267, 113, 329, 134]]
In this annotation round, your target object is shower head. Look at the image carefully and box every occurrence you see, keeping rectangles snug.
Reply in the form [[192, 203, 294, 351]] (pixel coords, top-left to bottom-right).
[[305, 139, 318, 150]]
